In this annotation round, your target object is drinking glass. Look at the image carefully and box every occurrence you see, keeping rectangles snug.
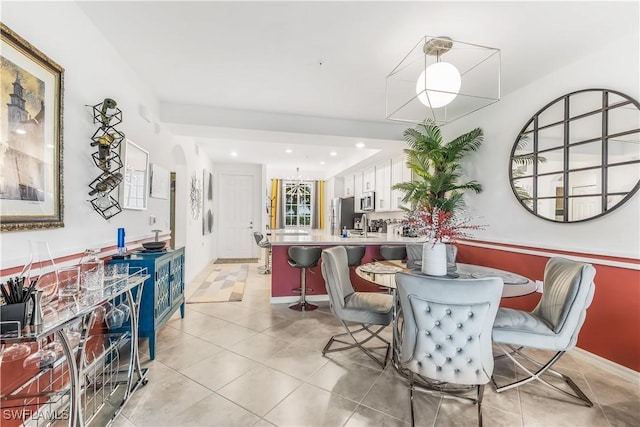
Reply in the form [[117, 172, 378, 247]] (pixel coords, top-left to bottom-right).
[[105, 263, 129, 289], [117, 301, 131, 322], [80, 249, 104, 302], [0, 343, 31, 363], [105, 305, 125, 329], [57, 265, 80, 302], [23, 338, 57, 370], [88, 304, 109, 329]]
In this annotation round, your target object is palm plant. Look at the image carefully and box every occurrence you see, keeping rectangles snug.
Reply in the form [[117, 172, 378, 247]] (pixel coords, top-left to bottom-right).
[[393, 119, 483, 212], [510, 134, 546, 208]]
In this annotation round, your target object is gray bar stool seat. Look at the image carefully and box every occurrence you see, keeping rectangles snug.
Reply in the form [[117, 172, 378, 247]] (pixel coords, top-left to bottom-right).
[[379, 245, 407, 261], [345, 245, 366, 267], [253, 232, 271, 274], [288, 246, 323, 311]]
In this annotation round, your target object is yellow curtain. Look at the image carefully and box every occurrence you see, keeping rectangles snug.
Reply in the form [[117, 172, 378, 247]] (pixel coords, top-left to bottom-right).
[[270, 179, 279, 230], [318, 180, 325, 229]]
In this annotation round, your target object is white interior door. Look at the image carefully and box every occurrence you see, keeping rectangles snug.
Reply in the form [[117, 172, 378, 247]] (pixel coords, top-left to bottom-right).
[[219, 173, 255, 258]]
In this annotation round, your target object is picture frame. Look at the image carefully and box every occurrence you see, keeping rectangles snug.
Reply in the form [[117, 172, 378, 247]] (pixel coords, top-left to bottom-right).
[[202, 169, 213, 235], [0, 23, 64, 231], [121, 139, 149, 210], [149, 163, 170, 199]]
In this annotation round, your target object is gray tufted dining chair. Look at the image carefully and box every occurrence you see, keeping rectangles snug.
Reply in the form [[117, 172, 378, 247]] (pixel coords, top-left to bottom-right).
[[395, 272, 503, 427], [491, 257, 596, 406], [320, 246, 394, 368]]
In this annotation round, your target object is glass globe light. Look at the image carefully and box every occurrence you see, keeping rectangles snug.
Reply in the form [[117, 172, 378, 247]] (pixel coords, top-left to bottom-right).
[[416, 62, 461, 108]]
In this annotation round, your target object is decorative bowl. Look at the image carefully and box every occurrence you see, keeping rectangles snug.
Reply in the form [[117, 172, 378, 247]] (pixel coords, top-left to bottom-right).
[[141, 241, 166, 250]]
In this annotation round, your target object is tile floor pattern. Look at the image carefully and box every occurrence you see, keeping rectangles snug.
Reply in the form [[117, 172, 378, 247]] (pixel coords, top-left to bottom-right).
[[113, 262, 639, 427]]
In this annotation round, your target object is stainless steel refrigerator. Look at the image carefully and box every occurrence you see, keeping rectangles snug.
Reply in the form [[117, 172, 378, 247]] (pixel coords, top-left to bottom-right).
[[330, 197, 355, 235]]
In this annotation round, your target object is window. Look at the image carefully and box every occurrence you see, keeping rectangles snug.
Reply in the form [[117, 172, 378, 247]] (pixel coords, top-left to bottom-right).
[[284, 180, 313, 227]]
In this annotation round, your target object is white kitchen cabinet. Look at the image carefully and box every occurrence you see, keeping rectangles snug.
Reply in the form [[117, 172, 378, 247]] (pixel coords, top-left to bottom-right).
[[375, 160, 391, 212], [354, 172, 363, 212], [391, 154, 412, 211], [362, 166, 375, 192], [344, 174, 355, 197]]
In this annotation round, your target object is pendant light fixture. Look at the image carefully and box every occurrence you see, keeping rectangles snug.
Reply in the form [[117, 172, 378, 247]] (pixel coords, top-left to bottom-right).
[[386, 35, 501, 125]]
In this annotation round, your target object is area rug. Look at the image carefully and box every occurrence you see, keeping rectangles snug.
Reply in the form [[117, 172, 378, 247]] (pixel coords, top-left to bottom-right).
[[187, 264, 248, 303], [214, 258, 258, 264]]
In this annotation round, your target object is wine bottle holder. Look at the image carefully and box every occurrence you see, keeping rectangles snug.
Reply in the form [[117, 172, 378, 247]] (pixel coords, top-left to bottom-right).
[[88, 98, 125, 220]]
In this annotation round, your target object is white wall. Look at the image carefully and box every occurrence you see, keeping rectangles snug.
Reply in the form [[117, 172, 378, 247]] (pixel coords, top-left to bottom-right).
[[443, 30, 640, 258], [0, 3, 215, 278]]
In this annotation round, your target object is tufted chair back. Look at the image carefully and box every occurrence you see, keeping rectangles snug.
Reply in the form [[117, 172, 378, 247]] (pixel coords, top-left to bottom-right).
[[396, 272, 503, 385]]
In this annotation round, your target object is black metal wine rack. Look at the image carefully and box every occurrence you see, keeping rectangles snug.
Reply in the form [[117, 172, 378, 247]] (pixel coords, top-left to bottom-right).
[[89, 98, 125, 220]]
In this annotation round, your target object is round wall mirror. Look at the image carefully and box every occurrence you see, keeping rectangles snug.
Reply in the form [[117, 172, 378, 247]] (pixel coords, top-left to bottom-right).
[[509, 88, 640, 222]]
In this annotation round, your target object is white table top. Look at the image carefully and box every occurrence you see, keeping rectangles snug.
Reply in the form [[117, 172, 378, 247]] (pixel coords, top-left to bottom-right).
[[356, 261, 537, 298]]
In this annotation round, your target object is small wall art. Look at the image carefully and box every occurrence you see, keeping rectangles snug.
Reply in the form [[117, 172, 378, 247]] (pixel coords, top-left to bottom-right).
[[149, 163, 170, 199], [202, 169, 213, 235]]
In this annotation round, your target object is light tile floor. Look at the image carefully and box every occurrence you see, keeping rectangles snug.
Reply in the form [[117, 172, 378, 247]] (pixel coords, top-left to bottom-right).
[[114, 262, 639, 426]]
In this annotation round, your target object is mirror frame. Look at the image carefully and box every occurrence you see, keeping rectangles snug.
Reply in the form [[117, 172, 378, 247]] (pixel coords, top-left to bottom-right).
[[509, 88, 640, 223], [121, 139, 149, 210]]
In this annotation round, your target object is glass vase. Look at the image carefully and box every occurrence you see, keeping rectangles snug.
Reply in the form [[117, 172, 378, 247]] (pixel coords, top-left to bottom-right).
[[20, 241, 58, 305]]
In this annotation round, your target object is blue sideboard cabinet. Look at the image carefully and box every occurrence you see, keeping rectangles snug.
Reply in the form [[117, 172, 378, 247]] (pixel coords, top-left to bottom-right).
[[109, 246, 185, 359]]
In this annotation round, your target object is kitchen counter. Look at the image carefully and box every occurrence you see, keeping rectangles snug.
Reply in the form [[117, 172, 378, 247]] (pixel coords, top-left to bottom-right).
[[268, 229, 419, 246], [269, 229, 420, 301]]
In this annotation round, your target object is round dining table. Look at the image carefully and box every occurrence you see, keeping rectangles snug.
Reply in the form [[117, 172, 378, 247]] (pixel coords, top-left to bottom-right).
[[355, 260, 537, 298], [355, 259, 537, 379]]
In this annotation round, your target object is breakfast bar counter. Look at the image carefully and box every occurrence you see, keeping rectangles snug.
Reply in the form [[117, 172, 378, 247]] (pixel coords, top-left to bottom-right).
[[268, 229, 419, 300], [268, 229, 418, 246]]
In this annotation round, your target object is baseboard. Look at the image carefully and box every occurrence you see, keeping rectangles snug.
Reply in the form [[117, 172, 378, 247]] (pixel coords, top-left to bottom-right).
[[572, 347, 639, 382], [270, 295, 330, 304]]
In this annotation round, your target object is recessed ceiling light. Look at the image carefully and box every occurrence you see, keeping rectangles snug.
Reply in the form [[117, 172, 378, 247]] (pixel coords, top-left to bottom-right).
[[320, 161, 326, 165], [230, 151, 238, 157], [330, 151, 337, 156], [285, 148, 292, 153], [356, 142, 365, 148]]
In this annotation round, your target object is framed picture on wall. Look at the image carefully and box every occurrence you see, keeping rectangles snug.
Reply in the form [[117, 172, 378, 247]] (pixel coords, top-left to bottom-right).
[[149, 163, 170, 199], [202, 169, 213, 235], [121, 139, 149, 210], [0, 23, 64, 231]]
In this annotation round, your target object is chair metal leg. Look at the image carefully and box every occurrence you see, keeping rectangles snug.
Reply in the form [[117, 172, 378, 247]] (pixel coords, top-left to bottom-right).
[[409, 371, 416, 427], [321, 320, 390, 368], [289, 267, 317, 311], [258, 247, 271, 274], [492, 344, 593, 407], [477, 384, 484, 427], [406, 372, 485, 426]]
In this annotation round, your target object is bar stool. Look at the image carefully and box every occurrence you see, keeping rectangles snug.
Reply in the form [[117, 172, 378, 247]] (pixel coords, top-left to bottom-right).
[[253, 232, 271, 275], [288, 246, 323, 311], [379, 245, 407, 261], [345, 245, 366, 267]]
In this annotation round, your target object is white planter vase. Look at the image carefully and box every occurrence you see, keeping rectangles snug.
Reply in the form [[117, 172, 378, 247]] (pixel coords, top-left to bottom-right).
[[421, 241, 447, 276]]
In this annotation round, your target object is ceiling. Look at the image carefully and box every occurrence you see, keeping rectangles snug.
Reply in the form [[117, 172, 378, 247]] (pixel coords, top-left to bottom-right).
[[78, 1, 638, 179]]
